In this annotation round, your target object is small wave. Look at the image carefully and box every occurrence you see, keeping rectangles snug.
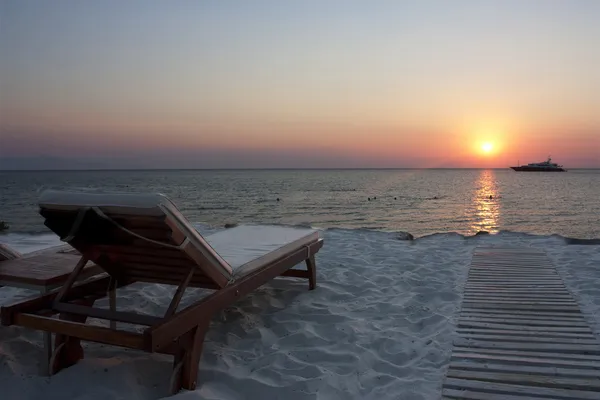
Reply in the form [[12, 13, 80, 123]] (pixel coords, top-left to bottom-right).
[[2, 224, 598, 255]]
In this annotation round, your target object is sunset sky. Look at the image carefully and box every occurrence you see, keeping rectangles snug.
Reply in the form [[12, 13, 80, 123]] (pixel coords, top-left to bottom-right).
[[1, 0, 599, 168]]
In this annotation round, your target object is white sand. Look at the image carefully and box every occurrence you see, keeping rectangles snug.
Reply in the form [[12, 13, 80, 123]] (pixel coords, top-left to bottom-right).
[[1, 227, 599, 400]]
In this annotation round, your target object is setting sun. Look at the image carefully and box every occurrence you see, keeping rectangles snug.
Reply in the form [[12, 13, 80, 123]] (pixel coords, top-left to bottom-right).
[[481, 142, 494, 153]]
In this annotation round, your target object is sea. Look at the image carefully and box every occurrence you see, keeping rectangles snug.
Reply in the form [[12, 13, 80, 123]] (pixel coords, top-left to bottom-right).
[[1, 169, 599, 251]]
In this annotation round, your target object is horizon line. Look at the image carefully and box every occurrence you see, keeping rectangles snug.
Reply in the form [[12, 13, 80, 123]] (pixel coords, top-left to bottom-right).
[[2, 167, 599, 172]]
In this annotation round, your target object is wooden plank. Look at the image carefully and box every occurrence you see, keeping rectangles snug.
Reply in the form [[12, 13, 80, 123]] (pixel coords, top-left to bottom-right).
[[465, 285, 566, 289], [458, 321, 592, 333], [467, 274, 560, 279], [466, 279, 564, 283], [461, 302, 580, 312], [470, 263, 554, 266], [1, 276, 130, 325], [464, 293, 573, 298], [106, 253, 198, 268], [465, 284, 566, 288], [133, 275, 219, 290], [457, 333, 598, 345], [453, 347, 600, 361], [459, 312, 586, 322], [470, 265, 555, 268], [461, 299, 578, 306], [459, 316, 588, 327], [446, 369, 600, 391], [467, 274, 557, 278], [442, 387, 553, 400], [13, 313, 146, 350], [451, 352, 600, 369], [444, 377, 600, 399], [472, 261, 553, 264], [92, 244, 189, 260], [449, 361, 600, 378], [460, 308, 584, 318], [463, 296, 574, 303], [453, 338, 600, 354], [468, 269, 558, 274], [467, 274, 561, 278], [464, 290, 572, 296], [53, 303, 160, 326], [470, 264, 555, 268], [463, 295, 575, 301], [281, 269, 310, 278], [456, 328, 596, 339], [469, 267, 555, 271]]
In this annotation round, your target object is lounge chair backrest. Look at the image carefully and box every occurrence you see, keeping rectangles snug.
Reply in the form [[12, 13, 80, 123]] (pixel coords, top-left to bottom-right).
[[38, 190, 233, 288]]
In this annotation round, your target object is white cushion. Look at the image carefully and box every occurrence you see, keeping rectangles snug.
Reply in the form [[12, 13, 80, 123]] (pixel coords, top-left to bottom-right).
[[205, 225, 320, 278], [39, 190, 173, 216], [38, 190, 321, 283]]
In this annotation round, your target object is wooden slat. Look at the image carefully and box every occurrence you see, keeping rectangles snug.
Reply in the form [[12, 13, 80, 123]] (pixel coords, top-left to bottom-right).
[[457, 334, 598, 345], [459, 312, 586, 322], [463, 295, 576, 302], [453, 347, 600, 361], [281, 269, 310, 278], [453, 338, 600, 354], [1, 276, 129, 325], [449, 361, 600, 378], [442, 387, 542, 400], [464, 290, 572, 296], [446, 369, 600, 391], [0, 252, 102, 286], [452, 352, 600, 369], [463, 297, 575, 304], [53, 303, 161, 326], [458, 320, 593, 333], [444, 378, 600, 399], [465, 284, 565, 288], [461, 302, 580, 312], [456, 328, 596, 339], [460, 308, 583, 318], [13, 313, 146, 350], [466, 278, 564, 283], [460, 317, 588, 327]]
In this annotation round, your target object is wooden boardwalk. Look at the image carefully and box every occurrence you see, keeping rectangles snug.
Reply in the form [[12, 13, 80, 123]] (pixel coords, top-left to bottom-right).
[[443, 246, 600, 399]]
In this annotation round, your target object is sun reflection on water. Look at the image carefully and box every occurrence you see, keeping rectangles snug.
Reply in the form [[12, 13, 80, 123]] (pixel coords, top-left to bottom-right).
[[471, 170, 500, 234]]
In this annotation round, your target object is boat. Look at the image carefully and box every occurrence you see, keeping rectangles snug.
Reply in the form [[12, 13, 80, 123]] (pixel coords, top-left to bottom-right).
[[510, 156, 566, 172]]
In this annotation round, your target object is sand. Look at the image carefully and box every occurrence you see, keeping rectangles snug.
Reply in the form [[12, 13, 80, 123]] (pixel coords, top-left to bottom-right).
[[1, 227, 599, 399]]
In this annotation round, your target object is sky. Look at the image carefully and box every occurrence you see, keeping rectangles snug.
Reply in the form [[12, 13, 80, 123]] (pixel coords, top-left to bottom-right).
[[1, 0, 599, 169]]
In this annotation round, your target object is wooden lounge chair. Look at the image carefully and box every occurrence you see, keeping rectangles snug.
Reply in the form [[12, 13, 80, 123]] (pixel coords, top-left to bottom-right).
[[1, 244, 103, 373], [1, 190, 324, 393]]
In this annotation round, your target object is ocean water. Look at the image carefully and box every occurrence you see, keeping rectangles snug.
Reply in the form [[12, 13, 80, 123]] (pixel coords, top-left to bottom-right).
[[1, 169, 599, 242]]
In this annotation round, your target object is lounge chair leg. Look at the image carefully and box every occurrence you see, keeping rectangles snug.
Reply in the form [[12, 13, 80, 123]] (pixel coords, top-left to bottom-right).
[[40, 286, 53, 376], [170, 321, 210, 393], [305, 255, 317, 290], [51, 298, 95, 375], [108, 278, 117, 330]]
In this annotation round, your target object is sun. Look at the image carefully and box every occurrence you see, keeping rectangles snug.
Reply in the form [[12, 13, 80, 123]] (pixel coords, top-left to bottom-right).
[[481, 142, 493, 153]]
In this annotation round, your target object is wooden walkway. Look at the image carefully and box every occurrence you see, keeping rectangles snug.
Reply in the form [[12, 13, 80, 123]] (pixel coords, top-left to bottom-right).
[[443, 246, 600, 399]]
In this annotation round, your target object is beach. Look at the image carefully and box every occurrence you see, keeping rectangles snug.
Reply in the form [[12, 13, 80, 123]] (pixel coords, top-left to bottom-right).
[[1, 227, 599, 400]]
